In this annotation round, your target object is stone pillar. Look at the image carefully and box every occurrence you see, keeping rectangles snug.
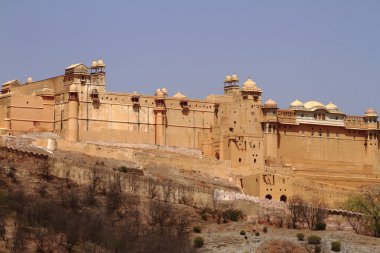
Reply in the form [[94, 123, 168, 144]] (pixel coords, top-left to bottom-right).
[[267, 123, 278, 159], [67, 92, 79, 142], [155, 110, 165, 146]]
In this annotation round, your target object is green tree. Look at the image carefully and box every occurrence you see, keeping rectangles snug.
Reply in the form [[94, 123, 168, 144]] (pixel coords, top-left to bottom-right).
[[343, 184, 380, 237]]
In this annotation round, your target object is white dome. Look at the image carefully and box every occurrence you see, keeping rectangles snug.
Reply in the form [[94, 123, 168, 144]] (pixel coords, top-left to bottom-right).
[[173, 92, 187, 99], [91, 60, 98, 68], [97, 59, 105, 67], [161, 87, 168, 94], [326, 102, 338, 111], [224, 75, 232, 83], [231, 73, 239, 82], [290, 99, 304, 108], [303, 100, 325, 110], [27, 77, 33, 83]]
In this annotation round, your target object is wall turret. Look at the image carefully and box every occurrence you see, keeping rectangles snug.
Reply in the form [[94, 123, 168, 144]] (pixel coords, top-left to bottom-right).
[[90, 59, 106, 91], [364, 108, 379, 166], [67, 87, 79, 142], [262, 99, 279, 162], [241, 77, 262, 103], [154, 89, 166, 146], [223, 73, 240, 95]]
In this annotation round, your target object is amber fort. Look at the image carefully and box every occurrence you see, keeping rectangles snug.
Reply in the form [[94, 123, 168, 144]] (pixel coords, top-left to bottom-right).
[[1, 59, 379, 206]]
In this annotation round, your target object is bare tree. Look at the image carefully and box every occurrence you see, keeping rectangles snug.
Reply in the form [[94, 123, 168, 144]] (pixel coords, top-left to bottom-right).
[[35, 227, 54, 253], [37, 182, 48, 197], [179, 187, 194, 207], [301, 197, 327, 230], [147, 178, 159, 200], [287, 195, 305, 229], [175, 211, 190, 236], [129, 173, 140, 193], [12, 223, 27, 253], [162, 179, 174, 202], [7, 166, 18, 184], [332, 215, 346, 231], [39, 159, 52, 182], [212, 196, 223, 224], [148, 201, 173, 233], [106, 175, 123, 214], [85, 167, 102, 206], [271, 208, 287, 228]]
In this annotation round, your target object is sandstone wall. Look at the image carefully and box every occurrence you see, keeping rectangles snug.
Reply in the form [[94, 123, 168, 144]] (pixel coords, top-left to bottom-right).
[[56, 139, 232, 180], [278, 124, 368, 165]]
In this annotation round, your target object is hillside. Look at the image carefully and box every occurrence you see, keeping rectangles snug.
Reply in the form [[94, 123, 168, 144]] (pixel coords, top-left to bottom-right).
[[0, 145, 380, 253]]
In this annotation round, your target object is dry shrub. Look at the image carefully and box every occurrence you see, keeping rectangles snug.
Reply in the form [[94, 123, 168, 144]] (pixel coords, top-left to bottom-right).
[[256, 239, 309, 253]]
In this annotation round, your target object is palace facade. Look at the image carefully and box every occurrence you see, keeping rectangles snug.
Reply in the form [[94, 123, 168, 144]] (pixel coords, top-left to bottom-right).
[[1, 60, 379, 205]]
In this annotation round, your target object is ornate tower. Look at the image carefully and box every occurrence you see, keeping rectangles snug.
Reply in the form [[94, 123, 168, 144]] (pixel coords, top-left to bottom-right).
[[223, 74, 240, 95], [67, 89, 79, 142], [154, 89, 166, 146], [262, 99, 279, 162], [364, 108, 379, 166], [63, 63, 89, 142], [90, 59, 106, 94]]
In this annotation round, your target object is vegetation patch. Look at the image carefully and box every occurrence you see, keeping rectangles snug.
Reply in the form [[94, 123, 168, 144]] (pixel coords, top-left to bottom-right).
[[193, 226, 201, 233], [307, 235, 322, 245], [331, 241, 341, 252], [296, 232, 305, 241], [193, 236, 204, 248], [222, 208, 243, 222]]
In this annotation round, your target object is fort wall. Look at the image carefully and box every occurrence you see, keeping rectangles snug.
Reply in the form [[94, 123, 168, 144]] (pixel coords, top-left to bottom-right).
[[1, 61, 380, 206]]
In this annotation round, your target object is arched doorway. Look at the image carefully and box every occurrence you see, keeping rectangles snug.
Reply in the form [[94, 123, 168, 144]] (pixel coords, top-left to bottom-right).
[[280, 195, 287, 202], [265, 194, 272, 200], [215, 152, 220, 160]]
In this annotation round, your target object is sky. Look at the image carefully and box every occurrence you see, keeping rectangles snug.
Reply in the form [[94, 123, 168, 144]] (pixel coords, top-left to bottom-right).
[[1, 0, 379, 115]]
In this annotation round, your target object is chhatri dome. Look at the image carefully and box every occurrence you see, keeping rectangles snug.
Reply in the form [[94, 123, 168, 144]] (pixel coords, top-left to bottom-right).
[[290, 99, 304, 108], [326, 102, 338, 111], [303, 100, 325, 110], [97, 59, 105, 67], [231, 73, 239, 82], [27, 77, 33, 83], [155, 88, 164, 96], [365, 107, 378, 117], [91, 60, 98, 68], [265, 98, 277, 107], [161, 87, 168, 96], [173, 92, 187, 99], [224, 75, 232, 83], [242, 78, 258, 90]]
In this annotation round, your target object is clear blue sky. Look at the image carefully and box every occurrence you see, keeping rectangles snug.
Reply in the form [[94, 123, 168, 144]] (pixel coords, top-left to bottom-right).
[[1, 0, 379, 115]]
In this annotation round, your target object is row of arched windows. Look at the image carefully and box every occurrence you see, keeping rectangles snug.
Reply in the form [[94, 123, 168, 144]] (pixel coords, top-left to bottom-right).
[[314, 113, 326, 120]]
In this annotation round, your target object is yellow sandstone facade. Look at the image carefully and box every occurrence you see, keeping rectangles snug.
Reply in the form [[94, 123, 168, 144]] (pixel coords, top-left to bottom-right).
[[1, 60, 379, 206]]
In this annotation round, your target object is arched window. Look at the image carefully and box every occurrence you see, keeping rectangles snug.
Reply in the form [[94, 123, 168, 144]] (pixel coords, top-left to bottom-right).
[[280, 195, 287, 202], [265, 194, 272, 200]]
